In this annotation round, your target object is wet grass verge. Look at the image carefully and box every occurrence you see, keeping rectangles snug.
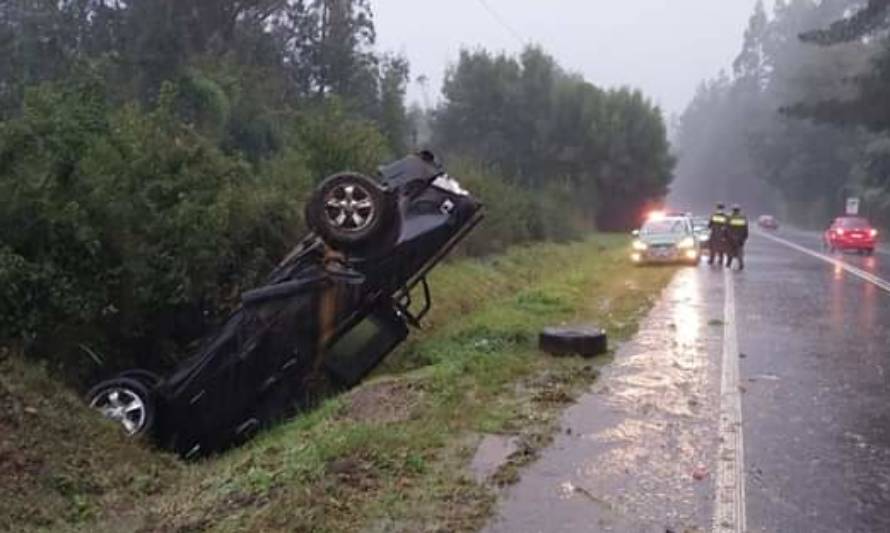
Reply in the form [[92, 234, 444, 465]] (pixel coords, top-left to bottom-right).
[[3, 235, 676, 532], [0, 351, 181, 532]]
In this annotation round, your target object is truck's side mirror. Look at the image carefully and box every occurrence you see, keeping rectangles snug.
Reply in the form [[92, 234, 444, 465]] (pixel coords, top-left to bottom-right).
[[632, 229, 640, 237]]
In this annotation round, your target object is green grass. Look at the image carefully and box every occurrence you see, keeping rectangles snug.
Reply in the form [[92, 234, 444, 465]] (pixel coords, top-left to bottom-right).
[[1, 235, 676, 533], [0, 353, 181, 532]]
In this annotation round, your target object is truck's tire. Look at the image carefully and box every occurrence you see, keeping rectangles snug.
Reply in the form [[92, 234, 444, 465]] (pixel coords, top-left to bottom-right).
[[117, 369, 162, 389], [87, 377, 156, 437], [539, 327, 608, 358], [305, 172, 397, 252]]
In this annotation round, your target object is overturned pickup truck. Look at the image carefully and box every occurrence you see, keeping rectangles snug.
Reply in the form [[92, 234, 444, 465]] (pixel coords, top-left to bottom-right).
[[87, 152, 483, 458]]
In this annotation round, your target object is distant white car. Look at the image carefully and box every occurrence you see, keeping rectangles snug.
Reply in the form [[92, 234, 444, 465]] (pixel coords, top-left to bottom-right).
[[757, 215, 779, 230]]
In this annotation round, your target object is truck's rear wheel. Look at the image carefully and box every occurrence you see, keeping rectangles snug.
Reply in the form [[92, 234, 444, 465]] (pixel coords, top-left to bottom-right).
[[306, 173, 396, 252]]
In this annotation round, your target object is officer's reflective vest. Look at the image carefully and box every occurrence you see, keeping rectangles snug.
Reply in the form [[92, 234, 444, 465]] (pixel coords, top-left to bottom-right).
[[729, 217, 747, 227], [711, 213, 727, 224]]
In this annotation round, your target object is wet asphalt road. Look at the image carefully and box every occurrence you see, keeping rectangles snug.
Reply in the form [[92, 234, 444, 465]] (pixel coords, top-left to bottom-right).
[[485, 228, 890, 532]]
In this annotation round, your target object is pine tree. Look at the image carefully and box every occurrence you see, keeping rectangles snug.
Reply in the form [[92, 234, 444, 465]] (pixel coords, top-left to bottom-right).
[[734, 0, 769, 86]]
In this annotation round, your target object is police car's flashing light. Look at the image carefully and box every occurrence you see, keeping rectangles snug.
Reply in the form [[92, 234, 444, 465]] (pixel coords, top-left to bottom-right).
[[647, 210, 695, 221]]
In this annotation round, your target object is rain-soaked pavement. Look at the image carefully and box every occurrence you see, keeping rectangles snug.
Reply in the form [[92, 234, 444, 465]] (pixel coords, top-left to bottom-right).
[[484, 229, 890, 533]]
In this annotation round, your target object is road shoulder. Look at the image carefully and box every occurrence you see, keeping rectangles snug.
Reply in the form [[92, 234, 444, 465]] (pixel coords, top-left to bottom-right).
[[485, 266, 726, 533]]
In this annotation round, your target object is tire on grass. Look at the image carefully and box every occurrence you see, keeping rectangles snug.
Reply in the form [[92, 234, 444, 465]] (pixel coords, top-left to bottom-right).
[[539, 327, 608, 358]]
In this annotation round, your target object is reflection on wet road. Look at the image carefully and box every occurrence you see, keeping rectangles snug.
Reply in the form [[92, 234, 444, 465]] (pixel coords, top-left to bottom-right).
[[775, 226, 890, 282], [485, 228, 890, 532], [738, 231, 890, 533], [486, 268, 725, 532]]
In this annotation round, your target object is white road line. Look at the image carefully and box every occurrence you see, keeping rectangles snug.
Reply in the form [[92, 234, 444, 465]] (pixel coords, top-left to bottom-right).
[[757, 231, 890, 294], [713, 268, 747, 533]]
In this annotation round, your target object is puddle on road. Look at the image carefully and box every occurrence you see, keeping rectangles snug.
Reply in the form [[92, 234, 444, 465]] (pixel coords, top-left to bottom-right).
[[485, 269, 725, 533], [471, 435, 521, 483]]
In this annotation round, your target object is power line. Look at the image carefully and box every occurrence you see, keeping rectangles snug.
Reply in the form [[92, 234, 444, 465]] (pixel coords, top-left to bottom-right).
[[476, 0, 527, 47]]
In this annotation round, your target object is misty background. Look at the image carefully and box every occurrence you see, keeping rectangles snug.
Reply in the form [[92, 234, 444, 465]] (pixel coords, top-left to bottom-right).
[[380, 0, 890, 223], [376, 0, 772, 115]]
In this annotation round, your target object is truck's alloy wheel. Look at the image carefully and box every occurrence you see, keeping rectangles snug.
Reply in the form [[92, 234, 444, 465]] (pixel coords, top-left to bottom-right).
[[87, 377, 155, 436], [539, 327, 608, 358], [306, 173, 396, 251]]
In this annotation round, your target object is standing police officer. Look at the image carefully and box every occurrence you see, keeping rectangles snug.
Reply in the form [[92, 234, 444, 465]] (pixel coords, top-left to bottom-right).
[[725, 204, 749, 270], [708, 203, 728, 266]]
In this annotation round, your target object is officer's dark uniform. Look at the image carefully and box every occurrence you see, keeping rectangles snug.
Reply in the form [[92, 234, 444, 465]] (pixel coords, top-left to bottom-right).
[[725, 207, 749, 270], [707, 205, 728, 266]]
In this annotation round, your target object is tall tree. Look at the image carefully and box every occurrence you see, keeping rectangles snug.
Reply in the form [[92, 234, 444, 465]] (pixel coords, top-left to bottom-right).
[[800, 0, 890, 44], [376, 55, 410, 154], [786, 0, 890, 133], [278, 0, 376, 101], [434, 45, 674, 228], [734, 0, 770, 86], [673, 0, 873, 224]]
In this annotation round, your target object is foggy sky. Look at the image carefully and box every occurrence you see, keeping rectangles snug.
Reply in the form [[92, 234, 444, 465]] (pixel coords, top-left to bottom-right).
[[375, 0, 772, 116]]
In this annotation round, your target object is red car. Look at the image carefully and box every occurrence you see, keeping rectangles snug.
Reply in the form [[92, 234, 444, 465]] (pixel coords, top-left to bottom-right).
[[824, 216, 879, 255]]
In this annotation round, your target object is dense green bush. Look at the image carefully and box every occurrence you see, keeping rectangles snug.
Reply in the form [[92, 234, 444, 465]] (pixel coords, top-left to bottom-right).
[[451, 160, 585, 257], [0, 81, 306, 378], [295, 100, 392, 180]]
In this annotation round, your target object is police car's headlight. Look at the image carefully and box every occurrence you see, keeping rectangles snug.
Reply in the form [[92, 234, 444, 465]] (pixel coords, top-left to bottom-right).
[[632, 240, 648, 251], [678, 237, 695, 249]]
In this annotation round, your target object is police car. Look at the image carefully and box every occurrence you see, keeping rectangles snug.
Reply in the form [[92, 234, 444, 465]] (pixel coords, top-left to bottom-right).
[[631, 212, 702, 265]]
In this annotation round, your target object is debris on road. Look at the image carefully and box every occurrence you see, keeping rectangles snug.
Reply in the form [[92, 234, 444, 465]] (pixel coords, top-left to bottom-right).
[[692, 464, 709, 481], [539, 326, 608, 358]]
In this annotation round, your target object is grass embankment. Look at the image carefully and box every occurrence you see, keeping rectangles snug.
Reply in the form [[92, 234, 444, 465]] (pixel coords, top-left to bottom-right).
[[1, 235, 675, 533], [0, 353, 181, 530]]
